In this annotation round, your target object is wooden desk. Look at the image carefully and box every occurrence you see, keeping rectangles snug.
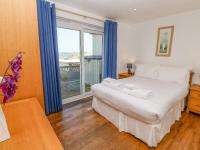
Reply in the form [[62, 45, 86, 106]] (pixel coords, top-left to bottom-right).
[[0, 98, 63, 150]]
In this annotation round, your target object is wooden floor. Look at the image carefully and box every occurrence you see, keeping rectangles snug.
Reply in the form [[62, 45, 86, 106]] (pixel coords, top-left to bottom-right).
[[48, 97, 200, 150]]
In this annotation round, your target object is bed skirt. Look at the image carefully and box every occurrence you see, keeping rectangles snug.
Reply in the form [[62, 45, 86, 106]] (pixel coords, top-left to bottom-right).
[[92, 96, 185, 147]]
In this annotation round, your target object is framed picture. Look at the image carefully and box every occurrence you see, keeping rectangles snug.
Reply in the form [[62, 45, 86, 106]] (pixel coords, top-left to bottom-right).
[[156, 26, 174, 56]]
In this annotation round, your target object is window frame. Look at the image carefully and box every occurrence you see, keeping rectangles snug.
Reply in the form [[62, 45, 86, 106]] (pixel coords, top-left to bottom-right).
[[56, 18, 104, 104]]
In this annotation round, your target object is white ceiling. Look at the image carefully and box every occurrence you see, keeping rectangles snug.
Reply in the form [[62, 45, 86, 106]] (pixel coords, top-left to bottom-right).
[[55, 0, 200, 24]]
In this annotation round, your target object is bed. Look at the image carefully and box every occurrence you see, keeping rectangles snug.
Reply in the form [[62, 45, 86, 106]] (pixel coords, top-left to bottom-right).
[[91, 64, 192, 147]]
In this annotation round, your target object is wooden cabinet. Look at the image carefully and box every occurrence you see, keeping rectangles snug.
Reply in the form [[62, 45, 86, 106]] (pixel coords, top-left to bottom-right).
[[187, 84, 200, 114], [0, 0, 44, 107], [118, 72, 134, 79], [0, 98, 63, 150]]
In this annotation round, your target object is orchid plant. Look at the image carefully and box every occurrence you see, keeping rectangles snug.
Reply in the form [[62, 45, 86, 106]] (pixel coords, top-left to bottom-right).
[[0, 52, 22, 104]]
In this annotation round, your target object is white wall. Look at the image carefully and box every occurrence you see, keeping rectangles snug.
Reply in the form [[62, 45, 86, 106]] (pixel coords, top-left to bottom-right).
[[131, 9, 200, 83], [117, 22, 136, 73]]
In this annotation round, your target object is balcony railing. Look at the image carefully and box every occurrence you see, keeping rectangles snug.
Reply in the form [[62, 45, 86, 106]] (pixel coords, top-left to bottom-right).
[[59, 55, 102, 99]]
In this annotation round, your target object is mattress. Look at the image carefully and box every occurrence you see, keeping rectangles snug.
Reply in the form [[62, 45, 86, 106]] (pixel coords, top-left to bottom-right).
[[91, 76, 188, 124]]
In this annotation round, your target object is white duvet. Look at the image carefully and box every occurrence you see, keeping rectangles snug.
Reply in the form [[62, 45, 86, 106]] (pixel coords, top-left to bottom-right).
[[91, 76, 188, 124]]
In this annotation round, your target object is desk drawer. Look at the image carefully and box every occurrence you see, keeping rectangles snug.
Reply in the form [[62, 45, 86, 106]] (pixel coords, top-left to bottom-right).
[[190, 91, 200, 100], [188, 105, 200, 114], [189, 97, 200, 106]]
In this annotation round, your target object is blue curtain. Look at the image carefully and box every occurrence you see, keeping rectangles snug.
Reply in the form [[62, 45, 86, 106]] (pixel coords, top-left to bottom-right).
[[104, 20, 118, 79], [37, 0, 62, 115]]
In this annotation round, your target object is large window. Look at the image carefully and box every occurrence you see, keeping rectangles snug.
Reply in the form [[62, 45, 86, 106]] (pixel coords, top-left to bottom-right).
[[57, 20, 103, 101]]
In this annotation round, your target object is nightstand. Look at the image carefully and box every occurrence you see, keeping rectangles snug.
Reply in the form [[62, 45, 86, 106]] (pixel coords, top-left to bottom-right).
[[187, 84, 200, 114], [118, 72, 134, 79]]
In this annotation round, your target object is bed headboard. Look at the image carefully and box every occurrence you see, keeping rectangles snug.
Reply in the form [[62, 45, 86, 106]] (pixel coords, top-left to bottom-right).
[[189, 72, 194, 86]]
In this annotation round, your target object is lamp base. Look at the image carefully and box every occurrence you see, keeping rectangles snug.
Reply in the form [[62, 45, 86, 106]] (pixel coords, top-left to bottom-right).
[[128, 69, 132, 74]]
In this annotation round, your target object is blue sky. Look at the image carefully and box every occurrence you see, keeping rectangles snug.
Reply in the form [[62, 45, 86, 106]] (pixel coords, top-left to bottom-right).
[[57, 27, 92, 53]]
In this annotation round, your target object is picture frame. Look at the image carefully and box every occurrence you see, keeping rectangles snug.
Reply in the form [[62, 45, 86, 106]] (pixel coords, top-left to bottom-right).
[[156, 26, 174, 56]]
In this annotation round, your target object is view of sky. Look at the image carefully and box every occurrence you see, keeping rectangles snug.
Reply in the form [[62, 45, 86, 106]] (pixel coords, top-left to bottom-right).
[[57, 27, 92, 53]]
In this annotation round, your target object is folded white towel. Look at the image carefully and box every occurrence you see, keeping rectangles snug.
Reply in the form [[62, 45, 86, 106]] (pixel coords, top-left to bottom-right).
[[102, 78, 123, 89], [102, 78, 116, 83], [121, 83, 138, 90], [123, 88, 152, 99]]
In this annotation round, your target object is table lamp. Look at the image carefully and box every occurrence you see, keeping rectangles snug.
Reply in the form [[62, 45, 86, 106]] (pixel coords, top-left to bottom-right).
[[127, 63, 132, 74]]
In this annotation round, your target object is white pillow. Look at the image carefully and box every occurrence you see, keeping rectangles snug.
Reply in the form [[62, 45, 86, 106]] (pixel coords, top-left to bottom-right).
[[135, 64, 159, 79], [135, 64, 144, 77], [157, 66, 191, 87]]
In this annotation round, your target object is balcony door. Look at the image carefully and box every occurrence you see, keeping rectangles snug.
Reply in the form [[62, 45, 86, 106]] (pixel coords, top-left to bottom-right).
[[57, 19, 103, 103], [57, 27, 81, 99], [84, 31, 103, 92]]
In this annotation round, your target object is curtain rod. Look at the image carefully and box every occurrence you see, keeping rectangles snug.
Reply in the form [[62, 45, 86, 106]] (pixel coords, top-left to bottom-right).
[[56, 7, 105, 23]]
